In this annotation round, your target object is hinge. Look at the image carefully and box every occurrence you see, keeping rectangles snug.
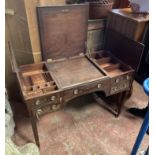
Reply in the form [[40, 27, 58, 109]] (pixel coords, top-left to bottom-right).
[[46, 59, 53, 62], [5, 9, 15, 16]]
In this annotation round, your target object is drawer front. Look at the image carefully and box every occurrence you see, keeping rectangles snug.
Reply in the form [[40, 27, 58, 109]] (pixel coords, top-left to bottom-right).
[[110, 74, 133, 95], [26, 92, 62, 113], [33, 93, 61, 107], [63, 79, 110, 103], [34, 102, 62, 119]]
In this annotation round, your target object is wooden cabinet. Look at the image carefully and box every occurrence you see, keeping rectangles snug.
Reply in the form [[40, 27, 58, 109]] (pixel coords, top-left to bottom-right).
[[107, 8, 149, 42]]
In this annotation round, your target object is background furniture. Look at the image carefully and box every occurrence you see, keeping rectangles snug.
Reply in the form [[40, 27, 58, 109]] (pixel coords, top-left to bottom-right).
[[87, 19, 106, 52], [107, 8, 149, 83], [107, 8, 149, 42]]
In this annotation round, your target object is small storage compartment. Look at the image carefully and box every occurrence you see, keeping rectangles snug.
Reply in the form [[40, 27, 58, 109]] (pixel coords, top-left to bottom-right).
[[104, 63, 130, 76], [91, 51, 132, 77], [19, 63, 58, 97]]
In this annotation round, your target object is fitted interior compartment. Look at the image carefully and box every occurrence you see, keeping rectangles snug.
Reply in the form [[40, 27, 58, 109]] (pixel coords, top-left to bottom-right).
[[92, 51, 131, 77], [103, 63, 129, 76], [96, 57, 118, 68], [19, 63, 58, 96]]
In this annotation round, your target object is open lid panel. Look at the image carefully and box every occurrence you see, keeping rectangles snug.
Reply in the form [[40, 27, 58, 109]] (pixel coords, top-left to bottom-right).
[[103, 29, 144, 71], [37, 4, 89, 61]]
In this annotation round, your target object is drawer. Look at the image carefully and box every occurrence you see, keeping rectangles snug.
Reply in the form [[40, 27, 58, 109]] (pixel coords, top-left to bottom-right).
[[110, 81, 130, 95], [33, 93, 61, 107], [111, 74, 133, 84], [35, 102, 62, 119], [110, 74, 133, 95], [26, 92, 62, 112], [63, 79, 110, 102]]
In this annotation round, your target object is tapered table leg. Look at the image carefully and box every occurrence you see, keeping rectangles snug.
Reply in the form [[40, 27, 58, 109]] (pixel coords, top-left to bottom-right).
[[30, 111, 40, 148], [115, 91, 126, 117]]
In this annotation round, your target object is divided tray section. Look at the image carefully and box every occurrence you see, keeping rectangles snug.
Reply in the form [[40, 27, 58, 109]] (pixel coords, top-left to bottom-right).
[[92, 51, 131, 77], [19, 63, 58, 97], [103, 64, 130, 77]]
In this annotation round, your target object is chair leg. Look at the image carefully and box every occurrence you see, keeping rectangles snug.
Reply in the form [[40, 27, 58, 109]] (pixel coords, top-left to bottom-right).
[[115, 91, 127, 117], [131, 109, 149, 155], [145, 146, 149, 155]]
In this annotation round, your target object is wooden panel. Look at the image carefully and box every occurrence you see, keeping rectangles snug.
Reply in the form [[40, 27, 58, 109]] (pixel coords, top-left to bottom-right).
[[88, 19, 106, 31], [37, 5, 89, 60], [113, 0, 129, 8], [107, 8, 149, 42], [87, 29, 105, 52], [87, 19, 106, 52], [24, 0, 42, 62], [5, 0, 34, 66], [24, 0, 66, 62], [104, 29, 144, 71]]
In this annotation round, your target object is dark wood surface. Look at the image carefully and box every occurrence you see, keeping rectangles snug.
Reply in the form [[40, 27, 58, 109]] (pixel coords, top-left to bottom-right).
[[104, 29, 144, 71], [37, 4, 89, 60]]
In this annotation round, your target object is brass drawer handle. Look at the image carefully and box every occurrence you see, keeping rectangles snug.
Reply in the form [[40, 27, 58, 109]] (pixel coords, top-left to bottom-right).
[[115, 79, 119, 83], [126, 75, 130, 80], [51, 96, 56, 101], [97, 83, 102, 88], [35, 100, 41, 105], [52, 104, 60, 110], [36, 109, 42, 120], [74, 89, 78, 95]]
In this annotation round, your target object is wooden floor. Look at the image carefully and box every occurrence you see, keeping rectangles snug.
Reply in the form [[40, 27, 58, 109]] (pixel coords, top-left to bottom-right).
[[12, 81, 149, 155]]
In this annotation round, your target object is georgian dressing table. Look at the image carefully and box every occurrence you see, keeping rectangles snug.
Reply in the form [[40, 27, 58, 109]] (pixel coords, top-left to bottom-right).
[[10, 4, 144, 147]]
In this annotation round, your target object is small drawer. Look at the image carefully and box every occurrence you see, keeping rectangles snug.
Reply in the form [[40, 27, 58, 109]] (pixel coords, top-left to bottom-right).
[[35, 102, 61, 119], [63, 80, 109, 102], [33, 93, 60, 107], [110, 81, 130, 95], [112, 75, 132, 84]]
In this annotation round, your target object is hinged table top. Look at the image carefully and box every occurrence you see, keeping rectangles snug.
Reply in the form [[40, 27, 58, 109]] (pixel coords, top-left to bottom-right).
[[37, 4, 89, 61]]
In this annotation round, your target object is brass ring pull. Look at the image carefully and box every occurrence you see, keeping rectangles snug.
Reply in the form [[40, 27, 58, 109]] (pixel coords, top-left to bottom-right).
[[36, 109, 42, 120], [74, 89, 78, 95], [97, 83, 102, 88]]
